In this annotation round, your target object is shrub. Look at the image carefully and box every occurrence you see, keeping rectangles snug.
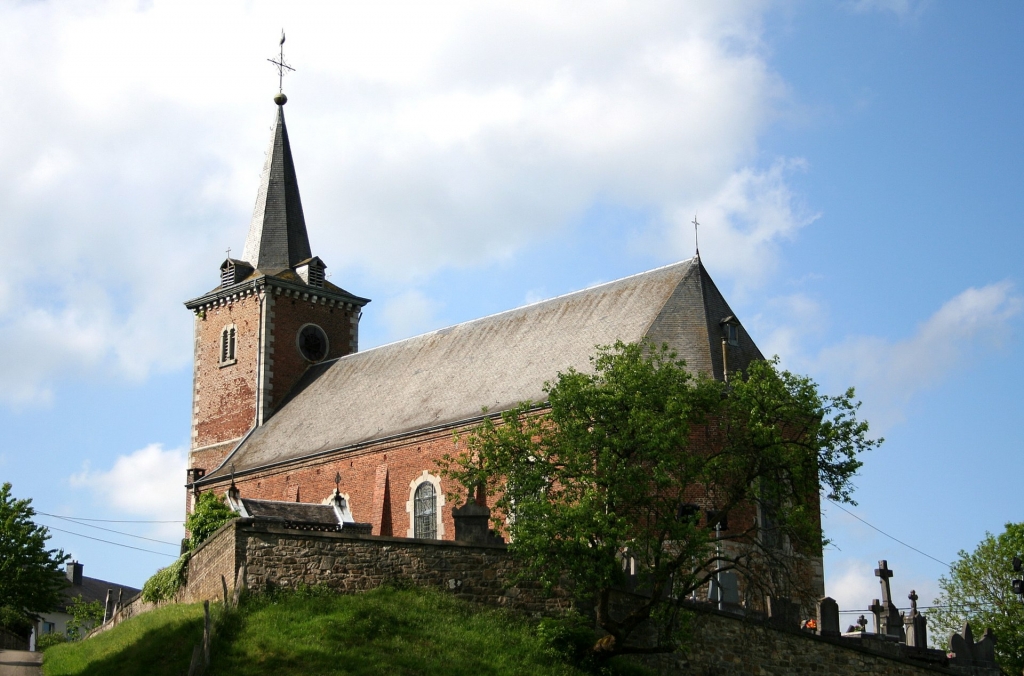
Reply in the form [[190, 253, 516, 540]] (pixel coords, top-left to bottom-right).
[[141, 554, 189, 603], [37, 631, 67, 650], [185, 492, 235, 551]]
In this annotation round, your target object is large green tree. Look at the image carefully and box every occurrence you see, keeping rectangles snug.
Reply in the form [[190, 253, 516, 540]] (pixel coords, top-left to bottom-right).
[[0, 483, 69, 627], [441, 341, 878, 659], [929, 523, 1024, 674]]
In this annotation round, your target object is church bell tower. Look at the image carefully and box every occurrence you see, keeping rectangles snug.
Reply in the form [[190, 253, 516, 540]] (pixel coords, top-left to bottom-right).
[[184, 90, 370, 479]]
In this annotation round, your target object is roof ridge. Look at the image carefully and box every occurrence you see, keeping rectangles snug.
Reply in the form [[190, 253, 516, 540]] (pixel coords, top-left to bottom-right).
[[350, 257, 698, 360]]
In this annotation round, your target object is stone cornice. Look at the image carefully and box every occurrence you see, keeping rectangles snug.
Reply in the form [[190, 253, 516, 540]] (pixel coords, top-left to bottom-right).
[[184, 274, 370, 313]]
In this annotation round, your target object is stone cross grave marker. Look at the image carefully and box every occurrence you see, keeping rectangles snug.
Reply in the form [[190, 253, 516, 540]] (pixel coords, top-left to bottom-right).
[[868, 598, 883, 634], [874, 560, 904, 639], [904, 589, 928, 648]]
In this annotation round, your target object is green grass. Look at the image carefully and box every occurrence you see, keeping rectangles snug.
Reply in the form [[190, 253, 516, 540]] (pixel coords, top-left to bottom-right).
[[43, 602, 205, 676], [42, 587, 649, 676]]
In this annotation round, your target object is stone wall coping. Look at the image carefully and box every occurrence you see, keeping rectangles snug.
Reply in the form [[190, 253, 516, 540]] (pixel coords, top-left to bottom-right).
[[240, 517, 508, 550], [678, 601, 958, 675]]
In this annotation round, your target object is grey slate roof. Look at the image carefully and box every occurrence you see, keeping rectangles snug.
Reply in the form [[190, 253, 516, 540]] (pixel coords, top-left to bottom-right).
[[60, 577, 139, 612], [241, 104, 313, 271], [205, 257, 763, 480], [239, 498, 339, 526]]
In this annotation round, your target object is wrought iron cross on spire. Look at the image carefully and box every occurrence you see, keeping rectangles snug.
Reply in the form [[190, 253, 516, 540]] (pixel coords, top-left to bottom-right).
[[267, 30, 295, 93]]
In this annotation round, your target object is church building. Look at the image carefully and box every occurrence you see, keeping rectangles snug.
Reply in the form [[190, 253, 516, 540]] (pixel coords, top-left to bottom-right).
[[183, 92, 805, 577]]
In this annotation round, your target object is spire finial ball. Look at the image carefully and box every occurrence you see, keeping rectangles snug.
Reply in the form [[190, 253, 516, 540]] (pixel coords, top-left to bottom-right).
[[274, 92, 288, 106]]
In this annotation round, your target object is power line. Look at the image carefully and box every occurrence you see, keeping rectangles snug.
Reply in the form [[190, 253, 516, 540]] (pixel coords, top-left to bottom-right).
[[826, 499, 949, 568], [38, 513, 181, 547], [36, 511, 183, 524], [45, 525, 178, 558]]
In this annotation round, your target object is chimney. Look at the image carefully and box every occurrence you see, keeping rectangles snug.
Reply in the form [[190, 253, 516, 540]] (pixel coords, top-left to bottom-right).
[[66, 561, 83, 586]]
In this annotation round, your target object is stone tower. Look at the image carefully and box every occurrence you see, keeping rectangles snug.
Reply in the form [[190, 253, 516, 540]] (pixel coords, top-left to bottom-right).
[[184, 95, 370, 482]]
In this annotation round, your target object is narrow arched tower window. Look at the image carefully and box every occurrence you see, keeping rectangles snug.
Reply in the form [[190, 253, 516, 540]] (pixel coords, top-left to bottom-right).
[[414, 482, 437, 539], [220, 325, 236, 365]]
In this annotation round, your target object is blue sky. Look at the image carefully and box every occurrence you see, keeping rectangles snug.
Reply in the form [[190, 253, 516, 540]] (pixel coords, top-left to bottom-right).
[[0, 0, 1021, 619]]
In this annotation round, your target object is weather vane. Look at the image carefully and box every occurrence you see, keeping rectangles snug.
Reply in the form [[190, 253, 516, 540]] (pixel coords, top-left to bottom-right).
[[267, 30, 295, 94], [692, 213, 700, 257]]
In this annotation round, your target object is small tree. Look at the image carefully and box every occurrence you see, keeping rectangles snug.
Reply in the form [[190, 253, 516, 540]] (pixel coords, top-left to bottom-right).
[[929, 523, 1024, 674], [441, 341, 878, 659], [65, 597, 104, 640], [0, 483, 69, 628]]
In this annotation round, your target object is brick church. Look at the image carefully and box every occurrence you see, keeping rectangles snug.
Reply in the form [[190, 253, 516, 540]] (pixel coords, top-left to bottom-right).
[[183, 93, 802, 569]]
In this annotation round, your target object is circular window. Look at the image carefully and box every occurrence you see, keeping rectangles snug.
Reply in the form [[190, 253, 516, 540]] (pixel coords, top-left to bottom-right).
[[296, 324, 329, 362]]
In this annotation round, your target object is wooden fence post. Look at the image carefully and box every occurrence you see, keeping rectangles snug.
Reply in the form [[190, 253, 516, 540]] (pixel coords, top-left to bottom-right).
[[203, 600, 211, 667]]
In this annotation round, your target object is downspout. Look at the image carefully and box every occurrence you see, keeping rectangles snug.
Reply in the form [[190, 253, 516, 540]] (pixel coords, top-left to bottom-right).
[[254, 284, 266, 426], [721, 337, 728, 383]]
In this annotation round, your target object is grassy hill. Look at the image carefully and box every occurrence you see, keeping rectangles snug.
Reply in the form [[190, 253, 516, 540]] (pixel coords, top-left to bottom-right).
[[42, 586, 650, 676]]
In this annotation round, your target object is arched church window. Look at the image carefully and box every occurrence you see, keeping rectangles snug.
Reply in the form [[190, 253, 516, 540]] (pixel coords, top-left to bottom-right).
[[220, 325, 237, 365], [414, 482, 437, 539]]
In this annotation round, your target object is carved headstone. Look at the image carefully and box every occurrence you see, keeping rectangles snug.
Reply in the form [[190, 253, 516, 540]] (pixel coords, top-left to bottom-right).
[[709, 571, 739, 608], [816, 596, 841, 637], [767, 597, 801, 630], [903, 590, 928, 648], [948, 622, 975, 667], [972, 627, 996, 666]]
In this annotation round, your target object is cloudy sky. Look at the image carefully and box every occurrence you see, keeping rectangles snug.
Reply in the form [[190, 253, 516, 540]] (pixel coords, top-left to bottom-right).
[[2, 0, 1022, 619]]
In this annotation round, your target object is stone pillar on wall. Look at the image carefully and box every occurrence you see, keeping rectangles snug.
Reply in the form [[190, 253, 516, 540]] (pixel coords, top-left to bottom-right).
[[452, 501, 503, 545]]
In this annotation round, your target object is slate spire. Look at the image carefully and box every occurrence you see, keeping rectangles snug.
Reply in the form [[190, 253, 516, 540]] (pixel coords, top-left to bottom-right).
[[241, 97, 313, 271]]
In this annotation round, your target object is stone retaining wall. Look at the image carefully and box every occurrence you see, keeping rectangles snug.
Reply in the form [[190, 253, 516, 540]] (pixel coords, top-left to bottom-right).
[[639, 609, 999, 676], [151, 519, 999, 676], [177, 518, 571, 616]]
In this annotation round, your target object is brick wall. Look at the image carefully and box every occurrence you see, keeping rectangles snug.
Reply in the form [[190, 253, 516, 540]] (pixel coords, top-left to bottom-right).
[[201, 426, 467, 540], [262, 287, 359, 418], [191, 293, 261, 453]]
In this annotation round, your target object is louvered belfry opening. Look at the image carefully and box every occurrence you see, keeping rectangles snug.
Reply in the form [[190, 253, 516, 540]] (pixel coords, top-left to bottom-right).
[[221, 263, 235, 288], [221, 326, 236, 363], [308, 262, 325, 287]]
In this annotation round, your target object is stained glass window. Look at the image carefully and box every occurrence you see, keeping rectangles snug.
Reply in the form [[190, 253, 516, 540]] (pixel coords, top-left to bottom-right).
[[414, 481, 437, 539]]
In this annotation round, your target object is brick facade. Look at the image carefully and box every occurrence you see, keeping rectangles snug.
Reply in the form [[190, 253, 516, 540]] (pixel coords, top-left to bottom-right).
[[199, 425, 466, 542], [187, 280, 365, 482]]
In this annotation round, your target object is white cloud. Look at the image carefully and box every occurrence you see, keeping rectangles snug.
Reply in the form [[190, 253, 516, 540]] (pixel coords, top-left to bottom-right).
[[813, 283, 1021, 430], [378, 289, 446, 342], [758, 283, 1022, 432], [825, 556, 940, 626], [71, 444, 187, 540], [843, 0, 930, 19], [0, 0, 807, 404]]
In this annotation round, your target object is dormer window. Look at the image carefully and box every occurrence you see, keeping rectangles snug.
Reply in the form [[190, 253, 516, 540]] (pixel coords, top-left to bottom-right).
[[295, 257, 326, 288], [220, 259, 254, 288], [220, 325, 237, 366], [720, 316, 740, 346]]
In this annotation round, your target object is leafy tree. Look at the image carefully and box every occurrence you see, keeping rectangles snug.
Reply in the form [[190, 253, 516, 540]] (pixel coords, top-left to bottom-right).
[[929, 523, 1024, 674], [441, 341, 878, 659], [65, 597, 104, 640], [0, 483, 69, 627]]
